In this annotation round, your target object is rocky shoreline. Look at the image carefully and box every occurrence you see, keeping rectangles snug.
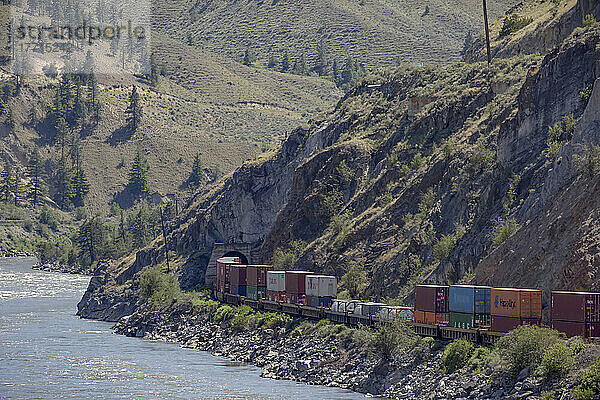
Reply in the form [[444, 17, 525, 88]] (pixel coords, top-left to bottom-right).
[[111, 304, 576, 400], [32, 261, 93, 275], [0, 250, 35, 258]]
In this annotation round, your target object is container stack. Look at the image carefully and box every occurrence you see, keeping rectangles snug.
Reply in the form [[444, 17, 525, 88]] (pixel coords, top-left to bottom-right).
[[305, 275, 337, 308], [355, 302, 386, 318], [490, 288, 542, 332], [285, 271, 312, 304], [230, 265, 247, 297], [266, 271, 286, 302], [216, 257, 240, 294], [449, 285, 492, 330], [414, 285, 449, 325], [246, 265, 273, 300], [551, 291, 600, 338]]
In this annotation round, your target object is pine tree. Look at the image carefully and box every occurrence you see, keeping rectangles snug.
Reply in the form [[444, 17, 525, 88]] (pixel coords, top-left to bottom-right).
[[76, 216, 105, 264], [267, 55, 277, 69], [280, 50, 290, 72], [28, 149, 46, 207], [72, 156, 89, 208], [150, 53, 159, 87], [125, 86, 142, 132], [55, 153, 74, 209], [242, 48, 254, 66], [1, 162, 13, 203], [128, 148, 149, 195], [87, 72, 100, 125], [12, 170, 21, 206], [341, 56, 355, 87], [294, 53, 307, 75], [190, 152, 203, 187], [332, 59, 340, 86], [315, 40, 328, 76]]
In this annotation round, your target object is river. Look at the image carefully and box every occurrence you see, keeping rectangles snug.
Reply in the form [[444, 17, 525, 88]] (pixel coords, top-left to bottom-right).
[[0, 258, 366, 399]]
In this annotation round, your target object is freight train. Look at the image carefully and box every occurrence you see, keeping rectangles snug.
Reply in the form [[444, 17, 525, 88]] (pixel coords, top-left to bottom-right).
[[214, 257, 600, 344]]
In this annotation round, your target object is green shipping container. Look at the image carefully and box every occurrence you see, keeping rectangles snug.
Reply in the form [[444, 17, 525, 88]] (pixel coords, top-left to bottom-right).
[[247, 285, 258, 300], [257, 286, 267, 300], [449, 312, 491, 330]]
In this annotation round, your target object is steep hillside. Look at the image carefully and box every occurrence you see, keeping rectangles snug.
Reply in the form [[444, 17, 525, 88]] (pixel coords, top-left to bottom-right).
[[466, 0, 600, 62], [153, 0, 519, 69]]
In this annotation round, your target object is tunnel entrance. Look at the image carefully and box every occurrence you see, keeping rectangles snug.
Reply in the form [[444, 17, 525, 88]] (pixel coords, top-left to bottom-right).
[[222, 251, 249, 265]]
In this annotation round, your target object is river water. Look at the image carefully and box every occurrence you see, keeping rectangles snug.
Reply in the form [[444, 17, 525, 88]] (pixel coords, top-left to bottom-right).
[[0, 258, 366, 399]]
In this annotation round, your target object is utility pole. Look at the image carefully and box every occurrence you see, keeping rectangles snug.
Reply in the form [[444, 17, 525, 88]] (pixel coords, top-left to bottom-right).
[[160, 206, 170, 271], [483, 0, 492, 65]]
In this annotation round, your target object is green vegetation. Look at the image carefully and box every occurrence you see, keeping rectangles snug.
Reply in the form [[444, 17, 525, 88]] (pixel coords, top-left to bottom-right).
[[544, 114, 575, 160], [465, 142, 496, 177], [341, 262, 368, 298], [574, 145, 600, 178], [272, 240, 307, 270], [442, 339, 475, 373], [125, 86, 143, 132], [499, 14, 534, 38], [433, 223, 466, 262], [580, 84, 593, 107], [537, 342, 575, 380], [128, 148, 150, 196], [583, 14, 598, 28], [491, 218, 521, 248], [571, 360, 600, 400]]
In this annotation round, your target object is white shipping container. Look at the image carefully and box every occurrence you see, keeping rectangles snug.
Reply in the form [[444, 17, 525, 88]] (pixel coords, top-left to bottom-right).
[[267, 271, 286, 292], [306, 275, 320, 297], [318, 276, 337, 297]]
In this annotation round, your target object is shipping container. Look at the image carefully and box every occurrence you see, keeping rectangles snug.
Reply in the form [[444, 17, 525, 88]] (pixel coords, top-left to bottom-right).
[[587, 294, 600, 323], [285, 271, 312, 294], [449, 285, 492, 314], [358, 302, 386, 317], [551, 291, 588, 322], [247, 265, 273, 287], [267, 290, 286, 302], [587, 323, 600, 338], [257, 286, 267, 300], [331, 299, 360, 313], [377, 306, 414, 323], [216, 257, 240, 282], [306, 275, 337, 298], [449, 312, 491, 330], [267, 271, 286, 292], [230, 265, 247, 286], [491, 315, 542, 333], [415, 311, 449, 325], [490, 288, 542, 318], [247, 285, 258, 300], [414, 285, 449, 313], [552, 320, 588, 338]]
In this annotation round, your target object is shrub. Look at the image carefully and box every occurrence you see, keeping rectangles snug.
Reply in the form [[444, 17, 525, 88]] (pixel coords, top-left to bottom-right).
[[442, 339, 475, 373], [580, 84, 593, 106], [499, 14, 533, 38], [574, 145, 600, 178], [256, 312, 291, 330], [466, 142, 496, 177], [571, 360, 600, 400], [583, 14, 598, 27], [213, 305, 234, 322], [39, 206, 59, 231], [495, 325, 560, 377], [341, 262, 368, 298], [418, 188, 436, 217], [491, 218, 521, 248], [537, 342, 575, 380], [369, 323, 403, 361], [433, 234, 457, 262]]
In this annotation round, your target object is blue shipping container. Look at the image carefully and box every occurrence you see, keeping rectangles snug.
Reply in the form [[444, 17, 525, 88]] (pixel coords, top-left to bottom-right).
[[449, 285, 491, 314], [238, 285, 247, 297]]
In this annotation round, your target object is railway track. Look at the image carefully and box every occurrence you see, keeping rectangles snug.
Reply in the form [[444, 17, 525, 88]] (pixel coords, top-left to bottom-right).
[[216, 291, 505, 345]]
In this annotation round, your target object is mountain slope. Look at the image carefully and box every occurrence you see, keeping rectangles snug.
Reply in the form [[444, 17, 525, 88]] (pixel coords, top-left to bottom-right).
[[153, 0, 519, 69]]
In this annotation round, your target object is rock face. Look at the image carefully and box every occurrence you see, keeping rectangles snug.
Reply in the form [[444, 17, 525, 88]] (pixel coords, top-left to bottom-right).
[[79, 24, 600, 319]]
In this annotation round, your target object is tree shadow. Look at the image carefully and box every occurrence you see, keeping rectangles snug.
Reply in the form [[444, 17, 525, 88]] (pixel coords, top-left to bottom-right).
[[112, 184, 138, 209], [106, 125, 134, 146]]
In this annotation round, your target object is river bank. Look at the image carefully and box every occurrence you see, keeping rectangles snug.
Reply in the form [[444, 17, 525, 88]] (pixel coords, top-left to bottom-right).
[[112, 302, 580, 400]]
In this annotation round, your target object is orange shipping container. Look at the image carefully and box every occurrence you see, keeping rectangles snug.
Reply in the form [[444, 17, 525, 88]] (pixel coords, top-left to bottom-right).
[[414, 310, 448, 325], [491, 288, 542, 318]]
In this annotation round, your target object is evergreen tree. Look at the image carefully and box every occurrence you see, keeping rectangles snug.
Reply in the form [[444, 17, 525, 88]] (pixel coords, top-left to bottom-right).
[[280, 50, 290, 72], [315, 40, 328, 76], [190, 152, 203, 187], [332, 59, 340, 86], [87, 72, 101, 125], [128, 148, 149, 195], [242, 48, 254, 66], [76, 216, 106, 264], [1, 162, 13, 203], [294, 53, 307, 75], [55, 153, 74, 209], [125, 86, 142, 132], [82, 50, 95, 82], [55, 115, 69, 148], [267, 55, 277, 69], [12, 170, 21, 206], [341, 56, 355, 87], [73, 158, 89, 208], [150, 53, 159, 87], [28, 149, 46, 207]]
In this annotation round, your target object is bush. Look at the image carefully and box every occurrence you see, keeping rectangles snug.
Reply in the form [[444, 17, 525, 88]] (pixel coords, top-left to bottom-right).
[[341, 262, 368, 298], [443, 339, 475, 373], [256, 311, 292, 330], [499, 14, 533, 38], [537, 342, 575, 380], [491, 218, 521, 248], [580, 84, 593, 106], [370, 323, 403, 361], [139, 266, 181, 308], [583, 14, 598, 27], [466, 142, 496, 177], [213, 305, 234, 322], [575, 145, 600, 178], [495, 325, 560, 377], [39, 206, 59, 231], [571, 360, 600, 400]]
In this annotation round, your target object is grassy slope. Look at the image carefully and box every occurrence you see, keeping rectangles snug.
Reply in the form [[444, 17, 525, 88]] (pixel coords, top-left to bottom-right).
[[153, 0, 520, 69]]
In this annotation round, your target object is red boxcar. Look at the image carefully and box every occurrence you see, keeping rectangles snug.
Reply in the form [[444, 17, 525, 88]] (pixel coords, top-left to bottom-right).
[[414, 285, 449, 313]]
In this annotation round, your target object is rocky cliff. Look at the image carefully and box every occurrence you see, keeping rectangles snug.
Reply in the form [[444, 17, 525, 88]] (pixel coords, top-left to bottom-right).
[[79, 21, 600, 319]]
